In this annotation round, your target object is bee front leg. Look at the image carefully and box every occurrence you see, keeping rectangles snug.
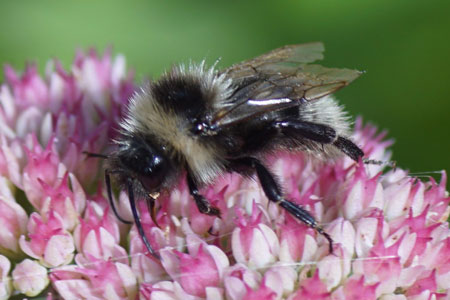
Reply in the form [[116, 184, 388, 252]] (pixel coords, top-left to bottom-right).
[[105, 169, 132, 224], [126, 178, 160, 260], [230, 157, 333, 253], [187, 173, 221, 217]]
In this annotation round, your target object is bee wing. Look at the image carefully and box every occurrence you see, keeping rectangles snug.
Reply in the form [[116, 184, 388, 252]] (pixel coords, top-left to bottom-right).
[[212, 42, 361, 127], [222, 42, 326, 81]]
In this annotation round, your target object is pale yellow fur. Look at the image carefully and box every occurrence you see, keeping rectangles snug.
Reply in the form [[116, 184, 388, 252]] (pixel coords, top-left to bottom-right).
[[119, 66, 229, 184]]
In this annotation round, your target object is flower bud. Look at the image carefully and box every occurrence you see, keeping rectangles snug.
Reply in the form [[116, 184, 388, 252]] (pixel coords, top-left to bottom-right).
[[0, 255, 12, 300], [19, 211, 75, 267], [51, 256, 137, 300], [232, 206, 279, 269], [0, 191, 27, 256], [12, 259, 49, 297]]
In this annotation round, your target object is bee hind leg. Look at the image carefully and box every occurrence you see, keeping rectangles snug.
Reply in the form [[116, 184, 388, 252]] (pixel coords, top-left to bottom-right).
[[273, 119, 337, 144], [273, 119, 364, 161], [332, 136, 364, 161], [230, 156, 333, 254]]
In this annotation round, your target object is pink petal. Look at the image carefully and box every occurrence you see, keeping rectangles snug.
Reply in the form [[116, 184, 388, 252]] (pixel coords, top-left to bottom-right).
[[288, 272, 331, 300]]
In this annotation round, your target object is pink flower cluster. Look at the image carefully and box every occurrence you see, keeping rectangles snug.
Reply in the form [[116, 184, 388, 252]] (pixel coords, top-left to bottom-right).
[[0, 50, 449, 299]]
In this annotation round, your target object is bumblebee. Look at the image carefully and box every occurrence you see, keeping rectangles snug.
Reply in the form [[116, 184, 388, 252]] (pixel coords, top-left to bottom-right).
[[101, 43, 364, 259]]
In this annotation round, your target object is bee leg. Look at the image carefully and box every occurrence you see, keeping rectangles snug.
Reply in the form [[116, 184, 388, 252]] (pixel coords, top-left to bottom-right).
[[105, 169, 132, 224], [126, 178, 160, 260], [274, 120, 337, 143], [88, 154, 134, 224], [187, 173, 221, 217], [273, 120, 364, 161], [91, 153, 132, 223], [332, 136, 364, 161], [230, 157, 333, 254]]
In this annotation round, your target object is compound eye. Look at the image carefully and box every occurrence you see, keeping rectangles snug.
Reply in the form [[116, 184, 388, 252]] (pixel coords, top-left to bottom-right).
[[137, 154, 167, 191], [118, 137, 170, 192]]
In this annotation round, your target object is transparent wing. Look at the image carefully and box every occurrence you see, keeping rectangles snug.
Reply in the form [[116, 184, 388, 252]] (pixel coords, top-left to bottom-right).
[[212, 42, 361, 128], [222, 42, 326, 82]]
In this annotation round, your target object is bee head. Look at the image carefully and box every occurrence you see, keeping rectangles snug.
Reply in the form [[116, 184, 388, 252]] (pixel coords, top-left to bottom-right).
[[111, 135, 172, 193]]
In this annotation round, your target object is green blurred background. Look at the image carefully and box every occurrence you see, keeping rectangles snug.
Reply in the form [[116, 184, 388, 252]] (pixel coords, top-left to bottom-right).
[[1, 0, 449, 180]]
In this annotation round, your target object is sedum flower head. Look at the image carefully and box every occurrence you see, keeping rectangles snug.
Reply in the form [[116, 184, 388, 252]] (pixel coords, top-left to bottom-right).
[[0, 50, 449, 299]]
